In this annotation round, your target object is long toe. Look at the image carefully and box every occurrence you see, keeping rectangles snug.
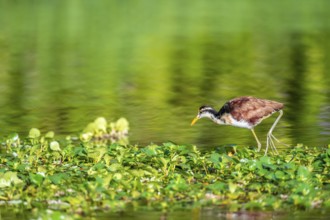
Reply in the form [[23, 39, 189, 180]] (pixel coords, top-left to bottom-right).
[[268, 133, 279, 154]]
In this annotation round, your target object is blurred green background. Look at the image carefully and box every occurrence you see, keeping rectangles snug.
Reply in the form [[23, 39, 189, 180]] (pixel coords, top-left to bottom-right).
[[0, 0, 329, 148]]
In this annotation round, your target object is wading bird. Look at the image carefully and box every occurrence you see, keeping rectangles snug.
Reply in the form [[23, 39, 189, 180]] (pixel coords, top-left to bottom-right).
[[191, 96, 285, 155]]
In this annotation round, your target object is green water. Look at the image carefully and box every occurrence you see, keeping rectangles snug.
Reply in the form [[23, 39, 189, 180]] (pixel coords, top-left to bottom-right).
[[1, 0, 330, 219], [1, 0, 330, 147]]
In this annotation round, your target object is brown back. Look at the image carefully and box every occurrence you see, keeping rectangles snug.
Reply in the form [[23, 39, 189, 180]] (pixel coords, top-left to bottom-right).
[[228, 96, 284, 125]]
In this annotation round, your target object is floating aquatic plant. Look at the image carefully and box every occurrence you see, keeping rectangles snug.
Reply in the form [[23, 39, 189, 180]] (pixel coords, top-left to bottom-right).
[[0, 118, 329, 219], [82, 117, 129, 145]]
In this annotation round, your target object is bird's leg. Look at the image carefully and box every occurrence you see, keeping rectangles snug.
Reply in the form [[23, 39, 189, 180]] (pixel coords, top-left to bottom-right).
[[265, 136, 270, 155], [266, 110, 283, 155], [251, 129, 262, 152]]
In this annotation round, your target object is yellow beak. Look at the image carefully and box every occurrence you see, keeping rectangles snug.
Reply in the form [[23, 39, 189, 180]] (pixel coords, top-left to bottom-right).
[[191, 117, 199, 126]]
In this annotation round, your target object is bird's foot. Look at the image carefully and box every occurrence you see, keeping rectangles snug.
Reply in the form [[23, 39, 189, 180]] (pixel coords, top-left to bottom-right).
[[270, 134, 290, 147], [265, 133, 279, 156], [256, 144, 262, 152]]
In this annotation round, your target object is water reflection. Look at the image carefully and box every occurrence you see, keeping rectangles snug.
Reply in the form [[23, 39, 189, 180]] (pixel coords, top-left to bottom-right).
[[0, 1, 329, 148], [96, 208, 330, 220]]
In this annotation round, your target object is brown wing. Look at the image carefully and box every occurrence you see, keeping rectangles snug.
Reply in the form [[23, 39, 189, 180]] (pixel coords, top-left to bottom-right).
[[228, 96, 284, 125]]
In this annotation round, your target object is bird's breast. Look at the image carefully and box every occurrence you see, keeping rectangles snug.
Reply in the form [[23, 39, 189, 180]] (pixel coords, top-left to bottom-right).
[[220, 113, 253, 129]]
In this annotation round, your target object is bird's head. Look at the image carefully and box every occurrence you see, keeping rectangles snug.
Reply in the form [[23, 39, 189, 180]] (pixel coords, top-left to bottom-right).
[[191, 105, 216, 125]]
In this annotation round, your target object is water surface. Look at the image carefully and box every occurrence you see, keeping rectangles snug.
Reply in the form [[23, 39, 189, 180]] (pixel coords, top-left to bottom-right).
[[0, 1, 330, 148]]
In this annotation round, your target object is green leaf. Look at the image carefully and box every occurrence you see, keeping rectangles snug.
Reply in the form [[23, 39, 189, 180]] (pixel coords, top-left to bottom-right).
[[248, 183, 262, 192], [80, 132, 93, 142], [228, 181, 237, 193], [129, 169, 145, 178], [113, 173, 123, 181], [48, 173, 68, 185], [94, 117, 107, 132], [0, 172, 23, 188], [93, 162, 105, 170], [50, 141, 61, 151], [114, 118, 129, 131], [166, 176, 188, 191], [207, 182, 227, 193], [45, 131, 55, 139], [297, 166, 311, 181], [29, 173, 44, 186], [73, 146, 88, 157], [275, 170, 286, 180], [29, 128, 41, 138], [293, 183, 312, 196], [209, 152, 222, 164], [260, 156, 271, 164], [7, 133, 19, 142], [160, 158, 169, 167], [326, 148, 330, 156], [142, 145, 158, 156], [109, 163, 122, 172]]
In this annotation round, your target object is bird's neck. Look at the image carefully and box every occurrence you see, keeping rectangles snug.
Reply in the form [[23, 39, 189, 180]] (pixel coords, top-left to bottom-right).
[[206, 109, 225, 125]]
